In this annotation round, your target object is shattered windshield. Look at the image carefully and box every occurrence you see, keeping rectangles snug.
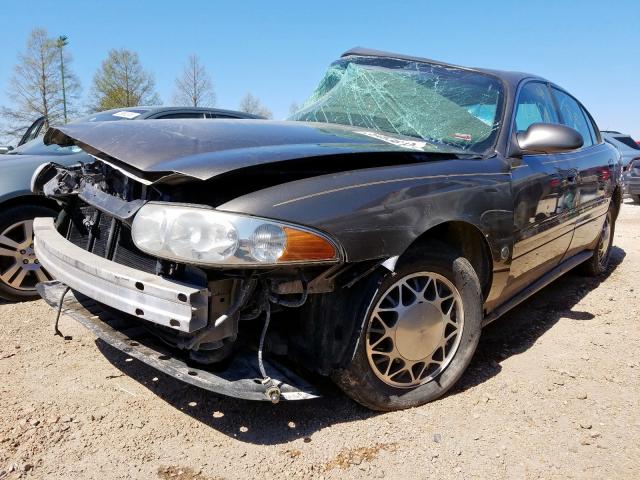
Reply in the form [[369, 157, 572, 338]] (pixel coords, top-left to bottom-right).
[[290, 56, 504, 154]]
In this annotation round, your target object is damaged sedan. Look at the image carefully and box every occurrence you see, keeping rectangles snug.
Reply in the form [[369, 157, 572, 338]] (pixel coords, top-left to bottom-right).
[[32, 48, 621, 411]]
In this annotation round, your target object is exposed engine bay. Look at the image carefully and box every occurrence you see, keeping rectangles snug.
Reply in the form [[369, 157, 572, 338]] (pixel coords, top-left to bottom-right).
[[32, 159, 383, 401]]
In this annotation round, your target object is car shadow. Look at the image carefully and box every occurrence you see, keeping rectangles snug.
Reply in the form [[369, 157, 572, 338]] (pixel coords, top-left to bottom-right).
[[94, 246, 625, 445], [95, 339, 374, 445], [454, 245, 625, 393]]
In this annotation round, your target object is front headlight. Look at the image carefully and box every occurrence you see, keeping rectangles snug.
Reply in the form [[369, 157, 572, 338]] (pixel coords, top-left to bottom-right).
[[131, 203, 341, 266]]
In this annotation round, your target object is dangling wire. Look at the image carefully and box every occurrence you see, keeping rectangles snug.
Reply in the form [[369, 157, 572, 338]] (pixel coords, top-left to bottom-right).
[[54, 286, 71, 338], [257, 299, 271, 380], [255, 289, 281, 403]]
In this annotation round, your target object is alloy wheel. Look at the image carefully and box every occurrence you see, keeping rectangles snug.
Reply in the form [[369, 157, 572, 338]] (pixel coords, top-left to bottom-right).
[[365, 272, 464, 388], [0, 220, 51, 291], [597, 213, 612, 267]]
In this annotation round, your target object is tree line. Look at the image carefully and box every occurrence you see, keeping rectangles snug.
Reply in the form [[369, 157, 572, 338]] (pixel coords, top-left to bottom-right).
[[1, 28, 275, 138]]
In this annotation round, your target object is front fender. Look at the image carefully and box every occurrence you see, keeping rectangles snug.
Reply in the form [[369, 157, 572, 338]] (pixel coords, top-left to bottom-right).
[[218, 156, 514, 265]]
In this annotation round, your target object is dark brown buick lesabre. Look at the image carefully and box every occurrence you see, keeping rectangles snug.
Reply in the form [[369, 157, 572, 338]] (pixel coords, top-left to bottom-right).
[[31, 48, 621, 411]]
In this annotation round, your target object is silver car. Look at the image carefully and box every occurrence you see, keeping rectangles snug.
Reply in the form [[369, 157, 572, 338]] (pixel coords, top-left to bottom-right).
[[602, 131, 640, 194], [0, 107, 262, 301]]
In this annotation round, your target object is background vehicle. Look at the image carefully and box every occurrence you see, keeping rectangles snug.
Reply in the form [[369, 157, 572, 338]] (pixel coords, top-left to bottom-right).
[[601, 131, 640, 191], [0, 116, 46, 154], [0, 107, 260, 302], [34, 48, 622, 411], [627, 157, 640, 202]]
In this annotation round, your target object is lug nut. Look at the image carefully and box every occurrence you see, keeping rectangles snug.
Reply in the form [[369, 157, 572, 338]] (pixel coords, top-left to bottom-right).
[[22, 259, 28, 264], [34, 260, 39, 264], [20, 250, 26, 254]]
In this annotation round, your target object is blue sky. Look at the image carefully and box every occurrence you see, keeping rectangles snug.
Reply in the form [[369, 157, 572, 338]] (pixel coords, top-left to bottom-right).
[[0, 0, 638, 138]]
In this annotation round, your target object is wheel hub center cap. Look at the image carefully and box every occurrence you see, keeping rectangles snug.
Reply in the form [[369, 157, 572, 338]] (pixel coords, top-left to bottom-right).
[[394, 302, 444, 361]]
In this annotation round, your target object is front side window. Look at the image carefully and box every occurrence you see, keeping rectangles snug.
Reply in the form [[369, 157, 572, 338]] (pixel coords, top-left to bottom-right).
[[552, 88, 593, 147], [514, 82, 558, 132], [290, 56, 504, 154]]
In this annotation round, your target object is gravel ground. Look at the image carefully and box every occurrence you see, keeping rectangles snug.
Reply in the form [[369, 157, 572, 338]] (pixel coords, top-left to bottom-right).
[[1, 200, 639, 480]]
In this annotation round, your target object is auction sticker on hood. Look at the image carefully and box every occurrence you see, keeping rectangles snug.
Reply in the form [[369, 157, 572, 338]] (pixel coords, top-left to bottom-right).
[[355, 130, 429, 151], [112, 111, 142, 119]]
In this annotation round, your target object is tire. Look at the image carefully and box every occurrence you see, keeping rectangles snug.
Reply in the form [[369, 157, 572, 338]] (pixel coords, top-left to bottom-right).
[[0, 205, 57, 302], [332, 243, 483, 411], [581, 208, 615, 277], [632, 194, 640, 204]]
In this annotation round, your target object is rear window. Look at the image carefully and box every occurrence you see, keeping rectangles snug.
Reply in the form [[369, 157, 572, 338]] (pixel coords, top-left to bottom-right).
[[155, 112, 206, 119], [614, 136, 640, 150]]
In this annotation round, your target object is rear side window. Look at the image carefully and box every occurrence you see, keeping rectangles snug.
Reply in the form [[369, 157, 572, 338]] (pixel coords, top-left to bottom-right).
[[515, 82, 558, 132], [207, 113, 241, 119], [551, 88, 593, 147], [155, 112, 206, 119]]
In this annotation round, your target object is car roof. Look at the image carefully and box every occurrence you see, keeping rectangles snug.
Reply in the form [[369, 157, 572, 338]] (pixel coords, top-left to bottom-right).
[[601, 131, 633, 138], [341, 47, 546, 87], [96, 106, 263, 120]]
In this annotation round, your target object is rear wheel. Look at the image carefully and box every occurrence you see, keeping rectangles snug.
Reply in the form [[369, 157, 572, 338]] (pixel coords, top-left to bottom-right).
[[0, 206, 57, 302], [333, 244, 483, 411], [581, 209, 615, 276]]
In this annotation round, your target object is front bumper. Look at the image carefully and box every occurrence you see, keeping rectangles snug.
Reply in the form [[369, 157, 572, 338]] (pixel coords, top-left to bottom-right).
[[33, 216, 208, 333], [37, 281, 321, 401]]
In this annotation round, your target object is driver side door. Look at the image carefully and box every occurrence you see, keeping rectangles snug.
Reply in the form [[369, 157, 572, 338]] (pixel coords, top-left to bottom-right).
[[504, 81, 578, 297]]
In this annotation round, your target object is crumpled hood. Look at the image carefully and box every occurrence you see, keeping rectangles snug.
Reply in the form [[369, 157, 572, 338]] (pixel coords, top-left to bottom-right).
[[44, 119, 449, 181]]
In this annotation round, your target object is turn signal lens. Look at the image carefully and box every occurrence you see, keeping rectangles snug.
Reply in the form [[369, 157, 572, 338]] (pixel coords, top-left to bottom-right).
[[281, 227, 338, 261]]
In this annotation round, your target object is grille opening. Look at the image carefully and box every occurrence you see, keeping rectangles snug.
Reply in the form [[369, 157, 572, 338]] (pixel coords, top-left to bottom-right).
[[64, 201, 158, 274]]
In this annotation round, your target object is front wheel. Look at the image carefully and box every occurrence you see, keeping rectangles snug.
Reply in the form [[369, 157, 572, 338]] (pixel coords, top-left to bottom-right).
[[631, 194, 640, 204], [333, 245, 483, 411], [0, 205, 57, 302]]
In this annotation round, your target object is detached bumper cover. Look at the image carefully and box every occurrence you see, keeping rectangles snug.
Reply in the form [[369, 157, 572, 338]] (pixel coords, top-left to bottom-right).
[[33, 217, 208, 333], [38, 281, 322, 401]]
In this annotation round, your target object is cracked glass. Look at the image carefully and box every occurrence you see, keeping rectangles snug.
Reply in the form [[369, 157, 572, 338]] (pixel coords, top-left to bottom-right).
[[290, 55, 504, 155]]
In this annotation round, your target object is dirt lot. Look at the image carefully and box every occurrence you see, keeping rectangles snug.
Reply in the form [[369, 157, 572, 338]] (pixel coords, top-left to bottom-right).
[[1, 200, 639, 480]]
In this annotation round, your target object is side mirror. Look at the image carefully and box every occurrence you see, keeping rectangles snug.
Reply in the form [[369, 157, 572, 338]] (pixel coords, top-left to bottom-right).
[[515, 123, 583, 155], [0, 145, 14, 154]]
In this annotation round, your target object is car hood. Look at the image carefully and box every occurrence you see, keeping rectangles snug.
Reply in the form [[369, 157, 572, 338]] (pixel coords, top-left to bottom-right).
[[44, 119, 464, 181]]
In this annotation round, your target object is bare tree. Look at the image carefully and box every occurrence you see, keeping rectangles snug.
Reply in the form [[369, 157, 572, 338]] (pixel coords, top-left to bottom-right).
[[90, 49, 160, 111], [288, 101, 300, 116], [172, 54, 215, 107], [239, 92, 272, 119], [1, 28, 81, 136]]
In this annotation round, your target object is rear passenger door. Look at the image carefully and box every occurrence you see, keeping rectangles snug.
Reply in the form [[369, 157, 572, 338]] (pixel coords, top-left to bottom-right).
[[551, 88, 616, 257], [506, 81, 578, 297]]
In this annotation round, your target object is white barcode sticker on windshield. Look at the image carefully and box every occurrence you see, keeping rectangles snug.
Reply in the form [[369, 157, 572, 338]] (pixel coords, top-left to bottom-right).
[[355, 130, 428, 151], [453, 133, 472, 141], [113, 111, 141, 119]]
